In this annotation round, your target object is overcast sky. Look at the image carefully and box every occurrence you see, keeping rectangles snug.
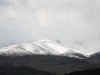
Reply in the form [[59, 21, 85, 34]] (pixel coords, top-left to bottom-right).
[[0, 0, 100, 45]]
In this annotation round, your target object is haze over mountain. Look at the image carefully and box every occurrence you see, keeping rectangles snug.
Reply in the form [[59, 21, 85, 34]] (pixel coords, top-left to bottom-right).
[[66, 37, 100, 55]]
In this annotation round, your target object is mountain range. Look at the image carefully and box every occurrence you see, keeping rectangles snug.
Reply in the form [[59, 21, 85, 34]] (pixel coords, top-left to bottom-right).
[[0, 38, 100, 59]]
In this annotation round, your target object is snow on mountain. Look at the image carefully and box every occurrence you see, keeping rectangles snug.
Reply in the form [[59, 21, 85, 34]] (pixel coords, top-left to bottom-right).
[[63, 37, 100, 57], [0, 39, 85, 58], [0, 38, 100, 58], [35, 39, 73, 54], [0, 42, 56, 56]]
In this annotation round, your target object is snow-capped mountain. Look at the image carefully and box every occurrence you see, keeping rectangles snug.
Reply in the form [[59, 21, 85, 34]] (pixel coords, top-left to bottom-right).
[[0, 39, 85, 58], [0, 38, 100, 58]]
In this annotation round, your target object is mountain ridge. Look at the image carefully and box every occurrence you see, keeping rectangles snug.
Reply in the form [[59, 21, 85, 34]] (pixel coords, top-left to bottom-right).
[[0, 39, 100, 58]]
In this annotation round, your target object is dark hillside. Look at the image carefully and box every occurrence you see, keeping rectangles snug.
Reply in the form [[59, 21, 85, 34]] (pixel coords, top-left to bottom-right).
[[65, 68, 100, 75], [0, 55, 99, 75], [0, 64, 55, 75]]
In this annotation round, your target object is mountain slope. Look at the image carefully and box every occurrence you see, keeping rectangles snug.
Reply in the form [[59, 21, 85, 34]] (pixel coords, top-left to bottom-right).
[[63, 37, 100, 57], [69, 38, 100, 56], [0, 39, 85, 58], [0, 64, 55, 75], [0, 55, 98, 75], [65, 68, 100, 75]]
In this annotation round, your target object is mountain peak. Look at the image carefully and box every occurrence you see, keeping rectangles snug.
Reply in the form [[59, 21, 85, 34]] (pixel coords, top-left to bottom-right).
[[38, 39, 62, 44], [55, 39, 61, 44], [38, 39, 52, 42]]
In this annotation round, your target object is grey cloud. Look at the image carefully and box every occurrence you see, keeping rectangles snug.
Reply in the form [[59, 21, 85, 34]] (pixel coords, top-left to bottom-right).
[[0, 0, 100, 45]]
